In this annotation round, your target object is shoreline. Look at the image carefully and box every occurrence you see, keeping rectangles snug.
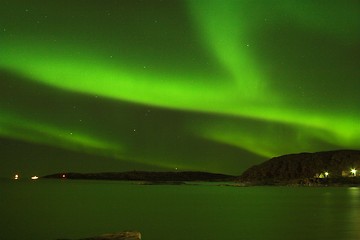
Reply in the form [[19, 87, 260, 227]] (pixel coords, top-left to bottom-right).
[[236, 177, 360, 187]]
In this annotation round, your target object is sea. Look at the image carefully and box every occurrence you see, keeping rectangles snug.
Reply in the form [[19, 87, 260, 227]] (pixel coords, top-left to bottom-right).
[[1, 179, 360, 240]]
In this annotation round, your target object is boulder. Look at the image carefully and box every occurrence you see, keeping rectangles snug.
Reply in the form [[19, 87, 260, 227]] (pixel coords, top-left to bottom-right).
[[58, 231, 141, 240]]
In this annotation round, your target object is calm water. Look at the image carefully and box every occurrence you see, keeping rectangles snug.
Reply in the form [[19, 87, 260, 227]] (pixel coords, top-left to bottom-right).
[[1, 179, 360, 240]]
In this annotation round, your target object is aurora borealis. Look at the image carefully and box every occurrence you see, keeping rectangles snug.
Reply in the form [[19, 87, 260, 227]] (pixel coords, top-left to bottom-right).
[[0, 0, 359, 176]]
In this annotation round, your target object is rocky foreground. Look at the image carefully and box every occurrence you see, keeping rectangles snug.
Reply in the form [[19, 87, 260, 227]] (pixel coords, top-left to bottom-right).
[[58, 231, 141, 240]]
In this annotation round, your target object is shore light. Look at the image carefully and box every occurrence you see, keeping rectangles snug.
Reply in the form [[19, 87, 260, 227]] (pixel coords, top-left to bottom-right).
[[324, 172, 329, 177], [31, 176, 39, 180], [14, 174, 19, 180], [350, 169, 357, 176]]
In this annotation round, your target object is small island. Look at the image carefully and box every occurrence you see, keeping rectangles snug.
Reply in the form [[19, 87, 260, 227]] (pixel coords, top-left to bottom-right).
[[43, 171, 236, 184], [238, 150, 360, 186]]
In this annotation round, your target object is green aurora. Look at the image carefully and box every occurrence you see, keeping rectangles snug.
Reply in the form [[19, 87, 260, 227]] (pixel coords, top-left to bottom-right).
[[0, 0, 359, 176]]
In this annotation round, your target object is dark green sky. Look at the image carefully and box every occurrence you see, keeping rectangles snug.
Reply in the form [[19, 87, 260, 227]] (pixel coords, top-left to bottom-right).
[[1, 0, 359, 177]]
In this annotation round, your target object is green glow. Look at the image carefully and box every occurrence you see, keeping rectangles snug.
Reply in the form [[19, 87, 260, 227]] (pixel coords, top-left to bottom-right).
[[0, 111, 121, 156], [2, 39, 359, 145], [196, 114, 360, 158], [1, 40, 234, 111], [0, 0, 359, 174], [188, 0, 268, 96]]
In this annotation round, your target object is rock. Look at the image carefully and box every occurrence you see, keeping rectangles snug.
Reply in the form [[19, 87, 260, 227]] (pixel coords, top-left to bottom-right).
[[58, 231, 141, 240], [238, 150, 360, 185]]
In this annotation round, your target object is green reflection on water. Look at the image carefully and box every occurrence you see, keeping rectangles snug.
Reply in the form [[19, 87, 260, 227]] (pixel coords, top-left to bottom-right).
[[1, 180, 360, 240]]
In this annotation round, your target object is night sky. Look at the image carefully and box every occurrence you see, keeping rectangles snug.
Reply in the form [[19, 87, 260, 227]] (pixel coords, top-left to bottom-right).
[[1, 0, 359, 177]]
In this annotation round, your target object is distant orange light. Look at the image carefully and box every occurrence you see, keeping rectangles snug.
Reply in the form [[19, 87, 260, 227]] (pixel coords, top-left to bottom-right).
[[62, 174, 66, 178]]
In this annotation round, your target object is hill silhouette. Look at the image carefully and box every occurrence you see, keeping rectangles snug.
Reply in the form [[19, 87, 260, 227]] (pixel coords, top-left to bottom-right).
[[239, 150, 360, 185]]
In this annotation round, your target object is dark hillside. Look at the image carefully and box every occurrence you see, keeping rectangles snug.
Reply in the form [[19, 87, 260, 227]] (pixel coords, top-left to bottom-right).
[[240, 150, 360, 183]]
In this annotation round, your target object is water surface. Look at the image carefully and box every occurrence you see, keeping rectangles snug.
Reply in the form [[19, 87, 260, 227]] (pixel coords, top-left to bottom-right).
[[1, 179, 359, 240]]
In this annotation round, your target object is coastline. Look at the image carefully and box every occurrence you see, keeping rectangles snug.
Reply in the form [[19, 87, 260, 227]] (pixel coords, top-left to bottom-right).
[[236, 177, 360, 187]]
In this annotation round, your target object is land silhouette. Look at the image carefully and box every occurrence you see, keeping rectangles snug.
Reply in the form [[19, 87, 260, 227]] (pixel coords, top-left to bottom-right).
[[44, 150, 360, 186]]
